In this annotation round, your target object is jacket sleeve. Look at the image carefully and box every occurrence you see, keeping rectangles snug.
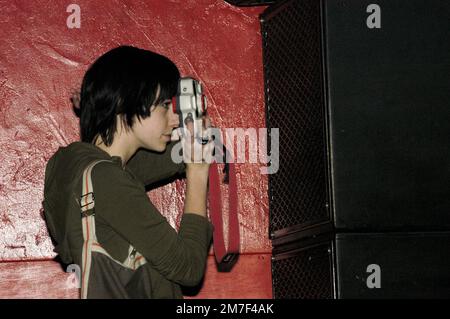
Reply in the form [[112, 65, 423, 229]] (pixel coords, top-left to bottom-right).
[[126, 141, 186, 186], [92, 162, 212, 287]]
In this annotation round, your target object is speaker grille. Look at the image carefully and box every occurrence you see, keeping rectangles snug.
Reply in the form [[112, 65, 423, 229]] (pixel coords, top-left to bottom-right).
[[272, 242, 333, 298], [262, 0, 329, 237]]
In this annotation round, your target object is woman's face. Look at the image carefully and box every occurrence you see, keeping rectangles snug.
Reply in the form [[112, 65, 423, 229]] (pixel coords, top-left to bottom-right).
[[132, 99, 179, 152]]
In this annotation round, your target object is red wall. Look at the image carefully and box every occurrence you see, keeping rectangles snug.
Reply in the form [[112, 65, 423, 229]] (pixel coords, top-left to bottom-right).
[[0, 0, 271, 298]]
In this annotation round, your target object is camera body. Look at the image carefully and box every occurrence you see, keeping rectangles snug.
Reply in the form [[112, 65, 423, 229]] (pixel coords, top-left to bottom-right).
[[172, 77, 207, 140]]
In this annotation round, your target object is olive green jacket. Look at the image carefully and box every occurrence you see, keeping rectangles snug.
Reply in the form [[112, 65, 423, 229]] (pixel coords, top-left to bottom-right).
[[43, 141, 213, 298]]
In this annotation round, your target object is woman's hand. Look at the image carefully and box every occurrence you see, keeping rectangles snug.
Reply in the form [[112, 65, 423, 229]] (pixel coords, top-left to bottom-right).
[[181, 115, 214, 217], [180, 115, 214, 178]]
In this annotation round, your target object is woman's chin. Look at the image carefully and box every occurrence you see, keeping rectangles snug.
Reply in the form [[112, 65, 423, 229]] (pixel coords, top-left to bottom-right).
[[142, 141, 166, 153], [156, 141, 168, 152]]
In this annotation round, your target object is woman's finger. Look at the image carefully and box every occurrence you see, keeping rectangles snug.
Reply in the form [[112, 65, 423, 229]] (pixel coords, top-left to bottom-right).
[[203, 115, 212, 129], [170, 127, 182, 141]]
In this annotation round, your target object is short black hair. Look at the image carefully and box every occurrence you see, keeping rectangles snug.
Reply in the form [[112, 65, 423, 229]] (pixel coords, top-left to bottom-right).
[[74, 45, 180, 145]]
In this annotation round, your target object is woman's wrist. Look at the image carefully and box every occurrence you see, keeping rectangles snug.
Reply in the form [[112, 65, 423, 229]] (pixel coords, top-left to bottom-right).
[[184, 168, 208, 217], [186, 164, 210, 181]]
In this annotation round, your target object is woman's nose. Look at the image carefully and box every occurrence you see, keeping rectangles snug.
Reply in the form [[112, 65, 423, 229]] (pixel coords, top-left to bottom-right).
[[168, 108, 180, 128]]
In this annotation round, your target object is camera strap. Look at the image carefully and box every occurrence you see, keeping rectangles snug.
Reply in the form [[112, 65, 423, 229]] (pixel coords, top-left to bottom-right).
[[208, 147, 240, 272]]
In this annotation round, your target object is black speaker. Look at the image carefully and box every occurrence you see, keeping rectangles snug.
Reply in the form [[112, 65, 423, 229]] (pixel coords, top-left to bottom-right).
[[272, 231, 450, 298], [262, 0, 450, 238]]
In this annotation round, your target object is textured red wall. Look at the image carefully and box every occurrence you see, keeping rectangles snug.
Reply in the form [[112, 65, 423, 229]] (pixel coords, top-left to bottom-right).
[[0, 0, 270, 298]]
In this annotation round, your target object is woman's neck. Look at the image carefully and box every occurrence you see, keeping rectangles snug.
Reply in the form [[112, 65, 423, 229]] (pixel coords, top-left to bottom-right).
[[94, 133, 138, 168]]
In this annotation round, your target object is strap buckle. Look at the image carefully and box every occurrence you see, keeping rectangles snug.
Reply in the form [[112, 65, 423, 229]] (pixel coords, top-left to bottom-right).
[[80, 192, 95, 217], [217, 253, 239, 272]]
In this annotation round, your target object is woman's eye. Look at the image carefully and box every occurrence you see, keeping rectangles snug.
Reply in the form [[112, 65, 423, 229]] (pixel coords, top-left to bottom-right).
[[161, 102, 171, 109]]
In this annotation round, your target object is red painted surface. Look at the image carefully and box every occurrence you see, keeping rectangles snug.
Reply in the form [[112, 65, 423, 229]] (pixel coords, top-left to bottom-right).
[[186, 254, 272, 299], [0, 0, 271, 298], [0, 254, 272, 299], [0, 260, 79, 299]]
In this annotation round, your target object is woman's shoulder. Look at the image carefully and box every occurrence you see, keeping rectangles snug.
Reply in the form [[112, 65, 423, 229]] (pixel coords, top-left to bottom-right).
[[45, 141, 122, 187], [89, 157, 145, 192]]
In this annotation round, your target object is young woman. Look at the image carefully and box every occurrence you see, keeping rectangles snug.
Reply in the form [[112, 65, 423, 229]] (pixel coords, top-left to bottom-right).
[[43, 45, 213, 298]]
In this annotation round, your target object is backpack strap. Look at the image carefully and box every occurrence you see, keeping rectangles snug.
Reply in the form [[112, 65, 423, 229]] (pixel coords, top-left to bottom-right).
[[79, 159, 147, 299]]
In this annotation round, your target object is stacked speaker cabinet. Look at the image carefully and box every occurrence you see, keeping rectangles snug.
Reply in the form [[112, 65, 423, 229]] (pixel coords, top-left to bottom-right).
[[261, 0, 450, 298]]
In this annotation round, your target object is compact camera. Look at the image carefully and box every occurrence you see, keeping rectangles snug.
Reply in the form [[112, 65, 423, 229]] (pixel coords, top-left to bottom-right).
[[171, 77, 208, 143]]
